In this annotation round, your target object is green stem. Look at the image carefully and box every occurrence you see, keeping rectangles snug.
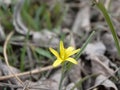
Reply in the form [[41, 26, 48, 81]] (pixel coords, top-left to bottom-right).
[[93, 0, 120, 57], [75, 31, 95, 60], [66, 30, 95, 72], [59, 64, 65, 90]]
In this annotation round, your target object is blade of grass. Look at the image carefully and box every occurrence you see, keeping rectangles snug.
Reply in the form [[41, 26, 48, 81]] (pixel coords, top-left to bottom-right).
[[44, 10, 52, 29], [71, 73, 99, 90], [21, 9, 38, 30], [58, 31, 95, 90], [93, 0, 120, 57], [34, 5, 46, 30], [66, 30, 95, 71], [20, 31, 30, 71], [20, 47, 26, 71], [75, 30, 95, 60], [35, 48, 53, 59]]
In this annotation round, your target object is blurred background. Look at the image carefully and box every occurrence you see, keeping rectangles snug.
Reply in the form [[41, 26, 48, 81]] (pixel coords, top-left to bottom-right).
[[0, 0, 120, 90]]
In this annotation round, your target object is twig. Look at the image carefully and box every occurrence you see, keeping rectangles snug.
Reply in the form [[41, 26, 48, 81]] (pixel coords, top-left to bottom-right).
[[23, 81, 31, 90], [3, 31, 24, 85], [0, 65, 54, 80]]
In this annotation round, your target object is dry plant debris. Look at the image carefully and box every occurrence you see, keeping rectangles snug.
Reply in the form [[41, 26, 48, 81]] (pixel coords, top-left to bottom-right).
[[0, 0, 120, 90]]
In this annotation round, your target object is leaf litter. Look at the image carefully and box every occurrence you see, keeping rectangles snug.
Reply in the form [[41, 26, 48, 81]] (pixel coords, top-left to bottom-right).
[[0, 0, 120, 90]]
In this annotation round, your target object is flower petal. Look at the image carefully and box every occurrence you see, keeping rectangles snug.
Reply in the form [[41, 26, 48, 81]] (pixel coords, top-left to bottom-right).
[[66, 46, 74, 52], [65, 47, 74, 58], [49, 48, 60, 58], [60, 41, 65, 59], [53, 59, 63, 67], [66, 48, 80, 57], [66, 58, 78, 64]]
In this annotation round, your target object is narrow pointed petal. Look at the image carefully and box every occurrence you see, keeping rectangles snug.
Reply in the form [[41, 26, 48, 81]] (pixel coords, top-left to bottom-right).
[[60, 41, 65, 58], [66, 47, 74, 52], [66, 49, 80, 57], [53, 59, 63, 67], [49, 48, 60, 58], [65, 47, 74, 58], [66, 58, 78, 64]]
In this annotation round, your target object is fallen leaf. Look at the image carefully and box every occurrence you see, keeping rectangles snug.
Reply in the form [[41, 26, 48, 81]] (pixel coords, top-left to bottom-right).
[[84, 41, 106, 55], [95, 75, 118, 90], [88, 54, 114, 76], [72, 2, 91, 35], [32, 30, 59, 48]]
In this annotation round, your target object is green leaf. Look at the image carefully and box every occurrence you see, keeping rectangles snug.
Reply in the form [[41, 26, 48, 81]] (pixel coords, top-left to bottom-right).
[[44, 10, 52, 29], [94, 0, 120, 57], [66, 31, 95, 74], [34, 5, 46, 30], [21, 9, 38, 30], [35, 48, 52, 59]]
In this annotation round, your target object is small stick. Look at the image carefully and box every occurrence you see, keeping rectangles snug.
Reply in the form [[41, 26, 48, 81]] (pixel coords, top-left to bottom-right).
[[3, 31, 24, 86], [0, 65, 54, 80]]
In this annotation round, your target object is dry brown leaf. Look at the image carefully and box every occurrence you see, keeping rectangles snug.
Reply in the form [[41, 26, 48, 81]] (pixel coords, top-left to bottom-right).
[[68, 60, 82, 83], [84, 41, 106, 55], [95, 75, 118, 90], [72, 2, 91, 34], [0, 62, 21, 85], [101, 33, 120, 60], [17, 79, 58, 90], [66, 83, 78, 90], [50, 69, 68, 88], [50, 70, 61, 84], [0, 0, 11, 6], [32, 30, 59, 48], [88, 54, 114, 76], [13, 0, 33, 35]]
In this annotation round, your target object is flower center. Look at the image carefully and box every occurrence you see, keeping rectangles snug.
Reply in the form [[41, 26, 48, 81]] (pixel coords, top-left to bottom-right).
[[61, 53, 67, 60]]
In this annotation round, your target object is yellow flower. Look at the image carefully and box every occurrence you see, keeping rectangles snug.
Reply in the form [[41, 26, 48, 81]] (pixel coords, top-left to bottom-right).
[[49, 41, 80, 67]]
